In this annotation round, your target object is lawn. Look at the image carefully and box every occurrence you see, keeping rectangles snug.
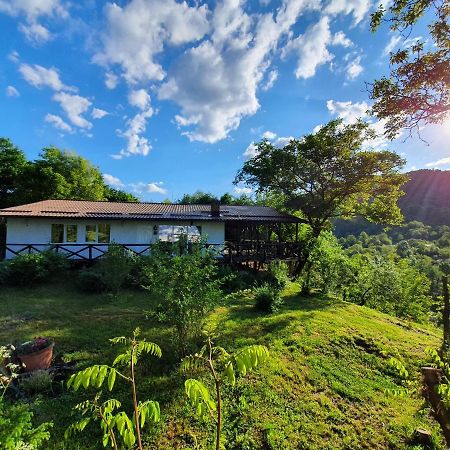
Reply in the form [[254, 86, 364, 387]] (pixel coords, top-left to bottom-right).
[[0, 278, 444, 449]]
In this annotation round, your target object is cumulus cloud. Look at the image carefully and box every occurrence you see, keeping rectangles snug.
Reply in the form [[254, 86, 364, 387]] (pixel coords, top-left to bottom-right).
[[234, 186, 253, 195], [324, 0, 371, 25], [262, 130, 277, 140], [128, 89, 151, 110], [91, 107, 109, 119], [262, 69, 278, 91], [244, 142, 258, 159], [103, 173, 124, 187], [94, 0, 210, 85], [425, 157, 450, 168], [105, 72, 118, 89], [346, 55, 363, 79], [5, 85, 20, 97], [243, 131, 294, 158], [159, 0, 317, 143], [283, 16, 351, 80], [113, 108, 154, 159], [19, 63, 75, 92], [44, 113, 73, 132], [0, 0, 68, 43], [130, 181, 167, 195], [52, 92, 93, 129]]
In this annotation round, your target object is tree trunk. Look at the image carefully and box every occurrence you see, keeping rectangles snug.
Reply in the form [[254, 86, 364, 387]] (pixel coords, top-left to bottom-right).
[[443, 275, 450, 354], [421, 366, 450, 447]]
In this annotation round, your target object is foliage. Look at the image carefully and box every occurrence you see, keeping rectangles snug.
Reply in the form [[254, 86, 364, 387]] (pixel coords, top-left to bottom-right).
[[143, 243, 222, 355], [104, 186, 138, 203], [66, 328, 161, 450], [97, 244, 135, 295], [0, 254, 49, 286], [0, 137, 27, 208], [177, 190, 254, 206], [17, 337, 53, 356], [181, 334, 269, 450], [20, 370, 54, 396], [76, 267, 107, 294], [370, 0, 449, 138], [385, 356, 419, 396], [253, 284, 284, 314]]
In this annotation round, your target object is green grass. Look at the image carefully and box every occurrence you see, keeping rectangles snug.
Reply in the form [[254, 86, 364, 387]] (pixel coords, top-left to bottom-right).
[[0, 279, 444, 449]]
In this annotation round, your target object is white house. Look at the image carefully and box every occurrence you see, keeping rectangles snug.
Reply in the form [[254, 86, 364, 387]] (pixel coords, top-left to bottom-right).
[[0, 200, 303, 262]]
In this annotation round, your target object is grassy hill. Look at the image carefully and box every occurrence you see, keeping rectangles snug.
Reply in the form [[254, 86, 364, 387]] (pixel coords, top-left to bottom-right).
[[0, 281, 443, 449]]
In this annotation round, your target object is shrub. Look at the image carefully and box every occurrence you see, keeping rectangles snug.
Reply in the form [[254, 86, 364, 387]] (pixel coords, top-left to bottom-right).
[[0, 398, 52, 449], [76, 268, 106, 294], [40, 250, 70, 275], [265, 261, 290, 290], [0, 254, 48, 286], [254, 284, 283, 313], [20, 370, 54, 395], [97, 244, 134, 295]]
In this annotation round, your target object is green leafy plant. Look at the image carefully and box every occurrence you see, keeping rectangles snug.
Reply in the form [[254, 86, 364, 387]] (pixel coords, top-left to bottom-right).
[[66, 328, 161, 450], [181, 333, 269, 450], [253, 283, 283, 314], [20, 370, 54, 396], [0, 254, 49, 286]]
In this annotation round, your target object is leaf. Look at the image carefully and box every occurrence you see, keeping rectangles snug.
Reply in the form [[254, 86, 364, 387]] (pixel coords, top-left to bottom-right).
[[108, 369, 117, 391], [113, 352, 130, 367], [185, 379, 216, 418], [229, 345, 269, 378], [224, 361, 236, 386], [67, 365, 111, 391], [138, 400, 161, 428]]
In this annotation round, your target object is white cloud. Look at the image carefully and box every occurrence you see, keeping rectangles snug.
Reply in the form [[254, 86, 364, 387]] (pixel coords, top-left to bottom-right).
[[128, 89, 151, 110], [8, 50, 19, 62], [262, 130, 277, 140], [6, 85, 20, 97], [326, 99, 369, 124], [425, 157, 450, 168], [44, 113, 73, 132], [244, 142, 258, 159], [114, 108, 154, 158], [105, 72, 118, 89], [94, 0, 210, 85], [103, 173, 124, 187], [346, 55, 363, 79], [130, 181, 167, 195], [332, 31, 353, 48], [326, 99, 391, 148], [283, 16, 350, 79], [383, 35, 402, 56], [0, 0, 68, 43], [160, 0, 318, 143], [324, 0, 372, 25], [274, 136, 294, 147], [262, 69, 278, 91], [91, 107, 109, 119], [19, 63, 75, 92], [52, 92, 93, 129], [234, 186, 253, 195]]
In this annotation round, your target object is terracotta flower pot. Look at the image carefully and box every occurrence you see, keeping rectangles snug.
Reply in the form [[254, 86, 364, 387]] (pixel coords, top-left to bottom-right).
[[19, 343, 54, 372]]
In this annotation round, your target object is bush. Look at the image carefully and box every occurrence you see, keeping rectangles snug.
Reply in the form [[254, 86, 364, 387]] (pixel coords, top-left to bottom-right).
[[76, 268, 106, 294], [0, 397, 52, 449], [0, 254, 49, 287], [20, 370, 54, 396], [40, 250, 70, 275], [254, 284, 283, 313]]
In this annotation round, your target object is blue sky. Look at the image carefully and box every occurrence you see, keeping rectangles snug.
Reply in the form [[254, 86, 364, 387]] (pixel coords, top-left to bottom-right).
[[1, 0, 449, 202]]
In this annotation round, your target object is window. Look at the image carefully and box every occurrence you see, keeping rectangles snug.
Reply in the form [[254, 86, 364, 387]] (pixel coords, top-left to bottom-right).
[[158, 225, 202, 242], [51, 224, 78, 243], [98, 224, 111, 243], [51, 224, 64, 243], [66, 225, 78, 243], [85, 224, 111, 243]]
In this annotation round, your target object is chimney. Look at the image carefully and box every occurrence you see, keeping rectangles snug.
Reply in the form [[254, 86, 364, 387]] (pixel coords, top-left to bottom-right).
[[211, 200, 221, 217]]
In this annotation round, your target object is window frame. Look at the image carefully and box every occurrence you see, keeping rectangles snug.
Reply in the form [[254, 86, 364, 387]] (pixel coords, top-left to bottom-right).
[[51, 223, 78, 244], [157, 224, 202, 243], [84, 223, 111, 244]]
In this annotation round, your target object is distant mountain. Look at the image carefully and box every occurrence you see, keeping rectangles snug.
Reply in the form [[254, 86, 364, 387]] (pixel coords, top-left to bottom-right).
[[399, 169, 450, 226]]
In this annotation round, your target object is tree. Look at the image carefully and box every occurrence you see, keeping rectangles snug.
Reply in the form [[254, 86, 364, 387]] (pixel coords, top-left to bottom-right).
[[16, 147, 106, 203], [235, 120, 407, 273], [0, 138, 27, 209], [370, 0, 450, 139], [104, 187, 138, 203]]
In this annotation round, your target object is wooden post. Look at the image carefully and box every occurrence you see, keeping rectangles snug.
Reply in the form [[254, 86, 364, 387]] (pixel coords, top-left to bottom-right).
[[421, 366, 450, 446], [443, 275, 450, 353]]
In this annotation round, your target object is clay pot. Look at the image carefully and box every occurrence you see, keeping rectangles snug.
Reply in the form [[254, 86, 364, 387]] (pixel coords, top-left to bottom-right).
[[19, 343, 54, 372]]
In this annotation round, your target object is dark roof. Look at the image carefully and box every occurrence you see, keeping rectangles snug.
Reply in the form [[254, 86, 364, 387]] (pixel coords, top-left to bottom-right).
[[0, 200, 303, 223]]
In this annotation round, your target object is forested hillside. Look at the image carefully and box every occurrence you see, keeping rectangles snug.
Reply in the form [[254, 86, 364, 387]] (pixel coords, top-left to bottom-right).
[[399, 170, 450, 226]]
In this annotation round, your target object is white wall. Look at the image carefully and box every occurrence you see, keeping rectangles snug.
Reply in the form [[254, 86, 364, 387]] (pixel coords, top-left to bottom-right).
[[4, 217, 225, 259]]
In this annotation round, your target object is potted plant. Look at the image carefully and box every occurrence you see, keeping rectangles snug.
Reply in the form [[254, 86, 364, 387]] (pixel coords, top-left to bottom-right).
[[16, 337, 54, 372]]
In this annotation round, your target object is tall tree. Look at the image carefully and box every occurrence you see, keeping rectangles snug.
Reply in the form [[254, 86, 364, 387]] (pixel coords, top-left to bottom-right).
[[235, 120, 407, 273], [16, 147, 106, 203], [370, 0, 449, 139], [0, 138, 27, 209], [104, 186, 139, 202]]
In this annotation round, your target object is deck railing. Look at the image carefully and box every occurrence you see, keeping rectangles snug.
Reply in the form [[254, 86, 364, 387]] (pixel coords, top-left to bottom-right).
[[1, 241, 302, 263]]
